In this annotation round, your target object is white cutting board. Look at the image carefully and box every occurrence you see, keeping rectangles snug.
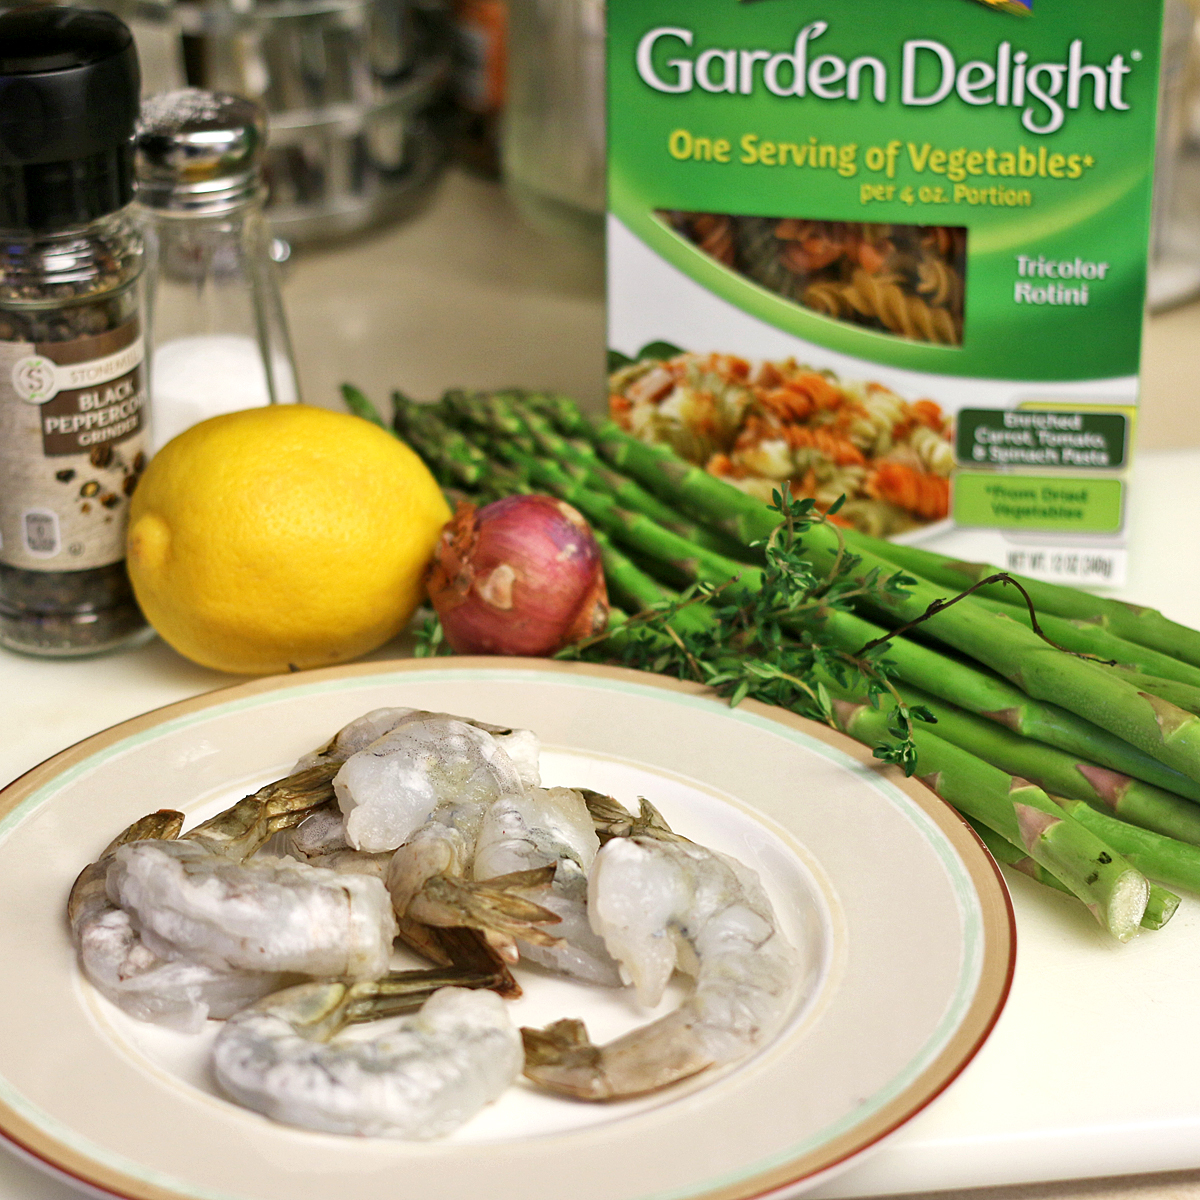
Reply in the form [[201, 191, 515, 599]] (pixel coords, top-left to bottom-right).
[[806, 876, 1200, 1198]]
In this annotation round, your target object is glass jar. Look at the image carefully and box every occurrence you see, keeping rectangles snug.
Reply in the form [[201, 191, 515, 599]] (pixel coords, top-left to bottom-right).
[[0, 7, 151, 657], [502, 0, 605, 247]]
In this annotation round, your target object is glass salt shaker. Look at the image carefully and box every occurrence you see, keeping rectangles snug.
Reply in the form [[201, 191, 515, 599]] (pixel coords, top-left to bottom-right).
[[503, 0, 606, 248], [134, 89, 300, 453], [0, 6, 151, 658]]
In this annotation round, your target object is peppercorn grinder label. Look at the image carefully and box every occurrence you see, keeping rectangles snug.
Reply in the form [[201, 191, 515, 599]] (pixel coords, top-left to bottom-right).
[[0, 321, 148, 572]]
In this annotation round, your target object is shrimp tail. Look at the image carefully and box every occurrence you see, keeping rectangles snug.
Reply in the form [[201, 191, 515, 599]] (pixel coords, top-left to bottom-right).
[[183, 762, 340, 859], [406, 865, 564, 950], [67, 809, 185, 930], [394, 919, 523, 999], [521, 1014, 714, 1101], [582, 792, 681, 843]]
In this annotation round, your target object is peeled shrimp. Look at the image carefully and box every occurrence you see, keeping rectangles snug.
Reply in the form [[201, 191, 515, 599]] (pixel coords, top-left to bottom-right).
[[296, 707, 540, 790], [105, 760, 398, 980], [68, 812, 297, 1031], [333, 713, 534, 853], [107, 841, 398, 980], [473, 786, 621, 986], [70, 764, 394, 1029], [213, 983, 523, 1138], [522, 815, 799, 1100]]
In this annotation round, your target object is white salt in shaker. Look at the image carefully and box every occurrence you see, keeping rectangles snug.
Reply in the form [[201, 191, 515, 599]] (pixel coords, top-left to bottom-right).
[[134, 89, 300, 453]]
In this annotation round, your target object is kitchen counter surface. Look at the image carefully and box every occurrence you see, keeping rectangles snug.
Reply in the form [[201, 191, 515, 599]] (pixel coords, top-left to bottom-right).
[[3, 168, 1200, 1200]]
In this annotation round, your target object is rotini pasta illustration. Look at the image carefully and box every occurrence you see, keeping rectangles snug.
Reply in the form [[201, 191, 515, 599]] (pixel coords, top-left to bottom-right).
[[659, 213, 967, 347], [610, 348, 956, 537]]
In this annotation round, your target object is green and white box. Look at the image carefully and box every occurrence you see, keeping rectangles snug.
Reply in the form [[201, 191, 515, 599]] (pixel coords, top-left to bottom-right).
[[606, 0, 1164, 585]]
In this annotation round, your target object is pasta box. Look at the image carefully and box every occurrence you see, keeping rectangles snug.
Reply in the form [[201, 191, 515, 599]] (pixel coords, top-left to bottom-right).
[[605, 0, 1164, 585]]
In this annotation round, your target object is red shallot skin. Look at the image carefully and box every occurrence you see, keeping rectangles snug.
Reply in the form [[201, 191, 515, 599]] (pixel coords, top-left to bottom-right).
[[426, 495, 610, 656]]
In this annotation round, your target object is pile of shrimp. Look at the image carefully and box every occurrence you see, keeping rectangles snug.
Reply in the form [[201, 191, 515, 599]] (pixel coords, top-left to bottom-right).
[[68, 707, 801, 1139], [609, 350, 955, 537]]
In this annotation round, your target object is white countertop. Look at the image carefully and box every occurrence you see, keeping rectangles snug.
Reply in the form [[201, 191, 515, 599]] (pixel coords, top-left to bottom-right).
[[4, 170, 1200, 1200]]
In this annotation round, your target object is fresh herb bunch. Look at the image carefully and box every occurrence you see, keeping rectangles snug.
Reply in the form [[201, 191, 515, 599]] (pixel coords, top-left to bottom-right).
[[559, 488, 932, 775]]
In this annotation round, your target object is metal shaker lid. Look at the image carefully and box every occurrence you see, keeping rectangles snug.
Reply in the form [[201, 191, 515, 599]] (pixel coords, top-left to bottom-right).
[[135, 89, 266, 215]]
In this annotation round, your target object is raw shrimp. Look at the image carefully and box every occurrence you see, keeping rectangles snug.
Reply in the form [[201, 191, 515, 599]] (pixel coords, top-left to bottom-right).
[[277, 800, 394, 879], [385, 809, 561, 962], [281, 704, 540, 877], [295, 707, 540, 791], [108, 841, 398, 979], [106, 760, 398, 979], [70, 764, 394, 1029], [473, 786, 622, 986], [522, 809, 799, 1100], [332, 712, 534, 853], [68, 811, 298, 1031], [213, 982, 523, 1137]]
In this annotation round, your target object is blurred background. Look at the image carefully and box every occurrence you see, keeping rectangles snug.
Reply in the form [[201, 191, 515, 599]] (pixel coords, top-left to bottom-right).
[[11, 0, 1200, 443]]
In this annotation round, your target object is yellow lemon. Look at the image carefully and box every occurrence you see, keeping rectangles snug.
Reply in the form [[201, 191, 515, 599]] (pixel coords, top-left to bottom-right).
[[127, 405, 450, 675]]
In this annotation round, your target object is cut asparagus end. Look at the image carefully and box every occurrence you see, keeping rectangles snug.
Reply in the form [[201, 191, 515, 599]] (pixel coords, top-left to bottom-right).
[[1107, 869, 1150, 943], [1143, 887, 1181, 931]]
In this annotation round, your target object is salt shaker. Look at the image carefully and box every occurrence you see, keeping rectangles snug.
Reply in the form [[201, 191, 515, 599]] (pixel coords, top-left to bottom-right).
[[0, 6, 151, 658], [134, 89, 300, 453]]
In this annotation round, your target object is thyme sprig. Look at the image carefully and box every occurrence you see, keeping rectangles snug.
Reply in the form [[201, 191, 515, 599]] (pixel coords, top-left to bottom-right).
[[559, 490, 933, 774]]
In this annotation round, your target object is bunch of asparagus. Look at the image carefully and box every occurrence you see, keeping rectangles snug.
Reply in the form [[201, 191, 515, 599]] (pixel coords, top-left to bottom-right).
[[344, 382, 1200, 943]]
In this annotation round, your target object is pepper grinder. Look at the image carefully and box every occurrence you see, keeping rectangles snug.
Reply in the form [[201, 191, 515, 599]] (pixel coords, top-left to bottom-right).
[[0, 6, 150, 658], [134, 89, 300, 454]]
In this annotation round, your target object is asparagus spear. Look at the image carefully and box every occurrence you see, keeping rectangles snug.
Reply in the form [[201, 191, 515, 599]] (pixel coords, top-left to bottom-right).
[[392, 391, 531, 501], [967, 819, 1178, 930], [891, 682, 1200, 846], [847, 531, 1200, 669], [799, 604, 1200, 803], [958, 592, 1200, 690], [341, 383, 388, 428], [828, 691, 1149, 941], [1052, 796, 1200, 898], [1105, 667, 1200, 716], [581, 415, 782, 545], [591, 531, 715, 640]]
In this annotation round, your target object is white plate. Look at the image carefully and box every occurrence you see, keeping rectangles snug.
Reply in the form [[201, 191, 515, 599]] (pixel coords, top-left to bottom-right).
[[0, 659, 1013, 1200]]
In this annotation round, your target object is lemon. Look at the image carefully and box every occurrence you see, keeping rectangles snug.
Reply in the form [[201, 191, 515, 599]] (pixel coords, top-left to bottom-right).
[[127, 405, 450, 675]]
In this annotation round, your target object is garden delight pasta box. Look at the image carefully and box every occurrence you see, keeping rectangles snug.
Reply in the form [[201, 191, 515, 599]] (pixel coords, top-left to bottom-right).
[[606, 0, 1164, 586]]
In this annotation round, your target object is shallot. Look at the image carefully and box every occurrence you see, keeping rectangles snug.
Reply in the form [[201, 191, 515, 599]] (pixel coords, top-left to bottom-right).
[[426, 495, 609, 656]]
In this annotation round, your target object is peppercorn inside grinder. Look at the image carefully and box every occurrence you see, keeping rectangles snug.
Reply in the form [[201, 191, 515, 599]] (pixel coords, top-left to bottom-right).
[[134, 89, 300, 454], [0, 6, 151, 657]]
